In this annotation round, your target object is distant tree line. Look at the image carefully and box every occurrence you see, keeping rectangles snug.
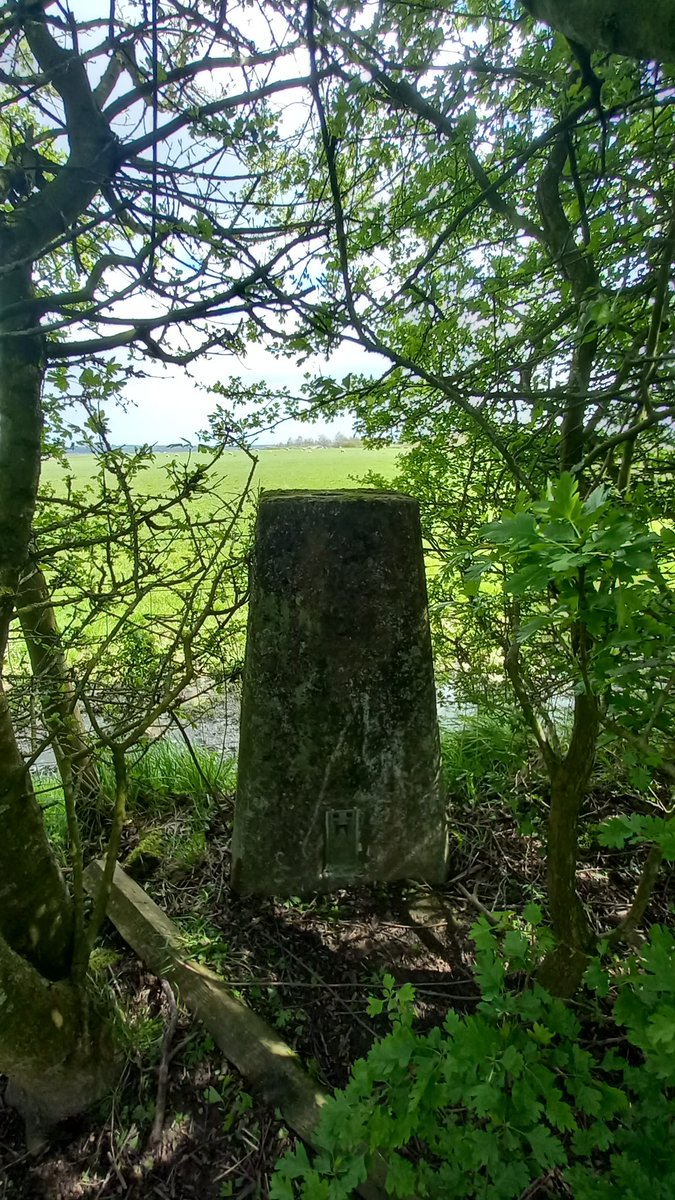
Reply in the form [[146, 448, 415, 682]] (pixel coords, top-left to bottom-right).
[[280, 432, 363, 448]]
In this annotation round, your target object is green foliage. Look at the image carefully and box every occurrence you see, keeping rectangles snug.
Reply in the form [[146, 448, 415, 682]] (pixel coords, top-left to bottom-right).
[[473, 474, 675, 779], [112, 627, 163, 696], [475, 474, 664, 641], [597, 812, 675, 860], [272, 922, 675, 1200]]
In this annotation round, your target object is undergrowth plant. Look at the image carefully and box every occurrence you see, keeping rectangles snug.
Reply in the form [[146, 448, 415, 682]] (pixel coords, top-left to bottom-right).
[[272, 915, 675, 1200], [441, 712, 530, 804], [35, 741, 236, 850]]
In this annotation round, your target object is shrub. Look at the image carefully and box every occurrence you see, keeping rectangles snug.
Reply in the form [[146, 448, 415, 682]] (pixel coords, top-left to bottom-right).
[[271, 917, 675, 1199]]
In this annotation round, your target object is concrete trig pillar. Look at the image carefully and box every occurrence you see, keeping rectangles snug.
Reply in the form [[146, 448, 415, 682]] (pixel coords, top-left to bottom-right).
[[231, 490, 447, 894]]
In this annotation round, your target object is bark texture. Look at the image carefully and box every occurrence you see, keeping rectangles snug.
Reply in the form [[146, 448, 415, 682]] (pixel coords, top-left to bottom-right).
[[18, 558, 100, 803], [524, 0, 675, 62], [539, 691, 598, 997], [0, 930, 116, 1148], [0, 256, 74, 981], [0, 1, 121, 1127]]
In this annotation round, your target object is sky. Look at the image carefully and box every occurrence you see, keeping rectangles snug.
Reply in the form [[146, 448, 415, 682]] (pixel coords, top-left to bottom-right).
[[107, 340, 379, 445], [56, 0, 379, 446]]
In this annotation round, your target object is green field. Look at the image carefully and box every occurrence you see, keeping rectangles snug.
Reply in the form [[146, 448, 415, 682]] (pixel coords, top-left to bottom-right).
[[41, 444, 402, 500], [30, 445, 405, 654]]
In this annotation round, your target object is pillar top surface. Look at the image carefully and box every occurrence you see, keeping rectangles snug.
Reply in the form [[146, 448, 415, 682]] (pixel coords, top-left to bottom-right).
[[259, 488, 415, 505]]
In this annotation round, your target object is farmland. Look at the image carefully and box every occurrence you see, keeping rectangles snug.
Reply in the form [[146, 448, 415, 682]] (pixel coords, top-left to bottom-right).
[[21, 444, 405, 671], [40, 444, 402, 502]]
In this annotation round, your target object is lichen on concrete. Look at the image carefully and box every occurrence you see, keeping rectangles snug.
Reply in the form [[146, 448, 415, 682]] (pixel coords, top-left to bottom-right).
[[232, 490, 447, 894]]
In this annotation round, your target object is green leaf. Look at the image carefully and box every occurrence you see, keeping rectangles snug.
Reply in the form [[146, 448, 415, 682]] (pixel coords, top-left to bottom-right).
[[549, 473, 583, 522], [575, 1084, 603, 1117], [502, 1044, 524, 1076], [385, 1154, 418, 1198], [547, 1094, 577, 1132], [527, 1124, 565, 1169], [529, 1022, 554, 1045], [596, 816, 635, 849], [522, 903, 544, 927], [506, 563, 552, 596], [503, 930, 530, 963], [647, 1008, 675, 1046]]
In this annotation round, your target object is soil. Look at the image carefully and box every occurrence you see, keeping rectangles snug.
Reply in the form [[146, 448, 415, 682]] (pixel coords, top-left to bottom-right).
[[1, 783, 672, 1200]]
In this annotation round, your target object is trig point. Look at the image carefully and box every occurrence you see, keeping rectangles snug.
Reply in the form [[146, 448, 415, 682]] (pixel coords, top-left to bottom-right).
[[231, 490, 447, 894]]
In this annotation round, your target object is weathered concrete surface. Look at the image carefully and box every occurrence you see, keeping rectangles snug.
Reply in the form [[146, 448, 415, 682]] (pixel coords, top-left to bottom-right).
[[232, 490, 447, 894]]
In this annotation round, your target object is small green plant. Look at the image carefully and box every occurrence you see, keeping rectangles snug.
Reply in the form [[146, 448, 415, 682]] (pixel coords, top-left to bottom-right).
[[181, 1032, 216, 1067], [272, 917, 675, 1199], [176, 914, 231, 973]]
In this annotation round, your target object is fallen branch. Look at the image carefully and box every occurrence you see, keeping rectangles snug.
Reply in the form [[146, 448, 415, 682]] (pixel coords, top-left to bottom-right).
[[83, 860, 385, 1200], [457, 882, 500, 926]]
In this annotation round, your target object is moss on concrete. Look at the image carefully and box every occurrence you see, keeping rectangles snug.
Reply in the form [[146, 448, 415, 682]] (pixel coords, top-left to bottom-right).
[[232, 490, 447, 894]]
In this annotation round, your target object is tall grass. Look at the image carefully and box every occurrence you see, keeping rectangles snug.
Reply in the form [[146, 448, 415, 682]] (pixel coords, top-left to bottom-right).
[[441, 711, 530, 803], [35, 741, 237, 850]]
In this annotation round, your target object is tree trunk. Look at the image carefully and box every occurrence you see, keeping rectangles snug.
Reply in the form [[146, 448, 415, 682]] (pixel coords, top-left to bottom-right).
[[539, 690, 598, 997], [0, 257, 74, 981], [0, 931, 116, 1150], [523, 0, 675, 64], [0, 254, 116, 1135], [18, 557, 100, 804]]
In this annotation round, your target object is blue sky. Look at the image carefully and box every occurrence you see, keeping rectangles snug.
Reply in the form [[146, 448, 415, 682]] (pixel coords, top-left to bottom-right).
[[59, 1, 377, 445]]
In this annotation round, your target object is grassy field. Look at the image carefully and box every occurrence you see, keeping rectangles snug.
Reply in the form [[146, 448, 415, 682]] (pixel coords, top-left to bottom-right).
[[41, 444, 402, 499], [24, 445, 404, 667]]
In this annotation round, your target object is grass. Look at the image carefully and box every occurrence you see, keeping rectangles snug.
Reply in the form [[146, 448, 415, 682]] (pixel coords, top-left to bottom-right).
[[441, 711, 531, 805], [40, 445, 402, 503], [32, 709, 532, 853], [35, 741, 237, 851]]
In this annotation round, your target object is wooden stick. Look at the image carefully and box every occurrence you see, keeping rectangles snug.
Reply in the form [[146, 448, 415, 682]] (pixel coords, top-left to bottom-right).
[[83, 860, 385, 1200], [149, 979, 178, 1147]]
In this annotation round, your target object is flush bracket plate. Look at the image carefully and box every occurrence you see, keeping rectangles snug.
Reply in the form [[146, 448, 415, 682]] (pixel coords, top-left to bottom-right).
[[324, 807, 360, 875]]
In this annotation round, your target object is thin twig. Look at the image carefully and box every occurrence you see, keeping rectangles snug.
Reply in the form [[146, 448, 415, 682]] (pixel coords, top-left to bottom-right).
[[456, 882, 500, 926], [149, 980, 179, 1147]]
